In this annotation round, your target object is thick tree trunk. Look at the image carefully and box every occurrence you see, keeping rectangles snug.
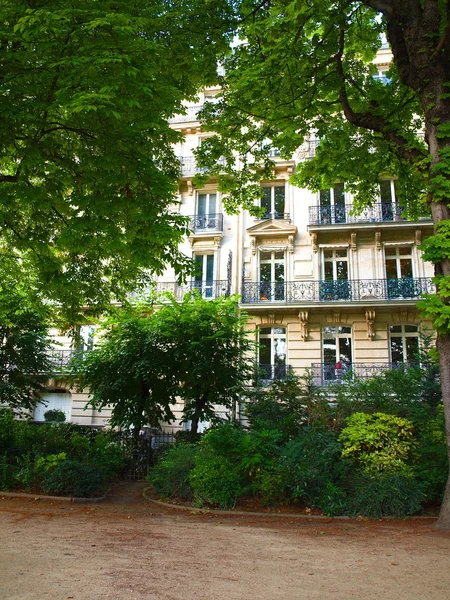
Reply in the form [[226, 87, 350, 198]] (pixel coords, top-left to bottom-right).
[[435, 333, 450, 528]]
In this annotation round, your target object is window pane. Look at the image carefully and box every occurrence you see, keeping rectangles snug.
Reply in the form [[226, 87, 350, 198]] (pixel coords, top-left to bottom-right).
[[334, 183, 345, 205], [274, 251, 284, 261], [405, 325, 418, 333], [259, 338, 271, 364], [208, 194, 217, 214], [274, 187, 285, 214], [261, 188, 271, 213], [405, 337, 419, 361], [323, 338, 336, 363], [260, 327, 271, 335], [385, 259, 398, 279], [400, 259, 413, 278], [324, 262, 333, 280], [275, 262, 285, 282], [206, 255, 214, 282], [339, 337, 352, 363], [340, 326, 352, 334], [320, 189, 331, 206], [260, 264, 271, 282], [335, 249, 347, 258], [380, 180, 392, 203], [390, 325, 402, 333], [260, 251, 271, 262], [274, 327, 286, 335], [390, 337, 404, 363], [197, 194, 207, 215], [337, 261, 348, 280]]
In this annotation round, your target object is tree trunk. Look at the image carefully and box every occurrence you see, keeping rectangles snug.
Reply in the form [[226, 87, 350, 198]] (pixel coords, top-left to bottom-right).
[[190, 394, 208, 434], [435, 332, 450, 528]]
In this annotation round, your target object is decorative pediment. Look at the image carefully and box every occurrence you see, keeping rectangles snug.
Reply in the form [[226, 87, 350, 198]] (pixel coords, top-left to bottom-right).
[[247, 219, 297, 238]]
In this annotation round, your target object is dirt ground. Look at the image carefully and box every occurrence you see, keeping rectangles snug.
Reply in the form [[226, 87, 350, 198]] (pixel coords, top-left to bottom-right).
[[1, 482, 450, 600]]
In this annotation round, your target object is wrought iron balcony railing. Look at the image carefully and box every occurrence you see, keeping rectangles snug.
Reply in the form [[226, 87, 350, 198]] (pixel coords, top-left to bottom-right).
[[298, 139, 320, 159], [255, 363, 291, 382], [179, 155, 226, 176], [169, 104, 204, 124], [156, 280, 229, 301], [241, 278, 435, 304], [309, 203, 432, 225], [189, 214, 223, 232], [257, 211, 290, 220], [311, 362, 419, 386], [46, 349, 80, 373]]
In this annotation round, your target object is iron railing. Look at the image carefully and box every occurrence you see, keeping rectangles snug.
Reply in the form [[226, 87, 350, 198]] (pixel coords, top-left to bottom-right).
[[189, 213, 223, 232], [257, 211, 291, 220], [308, 202, 432, 225], [311, 362, 418, 386], [156, 280, 229, 300], [241, 278, 435, 304], [298, 139, 320, 159], [179, 155, 226, 176], [46, 349, 79, 373], [168, 104, 204, 123]]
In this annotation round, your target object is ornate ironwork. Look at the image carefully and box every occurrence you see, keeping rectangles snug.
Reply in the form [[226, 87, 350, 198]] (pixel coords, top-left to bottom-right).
[[241, 278, 435, 304], [311, 362, 419, 386], [226, 251, 232, 297], [46, 349, 79, 373], [179, 156, 226, 176], [308, 203, 432, 225], [256, 363, 290, 382], [258, 211, 291, 220], [189, 213, 223, 232], [155, 280, 228, 301]]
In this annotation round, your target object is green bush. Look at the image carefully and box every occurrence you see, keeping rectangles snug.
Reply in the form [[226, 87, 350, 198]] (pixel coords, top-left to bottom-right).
[[279, 428, 344, 508], [0, 454, 18, 490], [147, 443, 199, 501], [339, 412, 415, 474], [347, 472, 424, 518], [42, 460, 107, 497], [190, 454, 244, 509]]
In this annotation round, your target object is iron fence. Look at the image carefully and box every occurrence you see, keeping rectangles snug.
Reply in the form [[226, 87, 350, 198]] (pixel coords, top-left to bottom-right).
[[310, 362, 419, 386], [189, 213, 223, 232], [308, 202, 432, 225]]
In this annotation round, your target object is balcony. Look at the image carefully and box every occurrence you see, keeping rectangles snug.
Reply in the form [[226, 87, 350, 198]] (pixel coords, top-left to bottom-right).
[[169, 104, 204, 124], [179, 155, 226, 176], [46, 349, 79, 373], [189, 213, 223, 233], [311, 362, 417, 386], [241, 278, 435, 304], [309, 203, 432, 226], [155, 280, 229, 301], [256, 211, 290, 221]]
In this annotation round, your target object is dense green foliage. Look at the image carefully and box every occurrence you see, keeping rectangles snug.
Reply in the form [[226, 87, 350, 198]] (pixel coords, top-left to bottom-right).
[[44, 409, 66, 423], [147, 367, 447, 518], [0, 409, 125, 496], [77, 295, 254, 434], [0, 0, 234, 322]]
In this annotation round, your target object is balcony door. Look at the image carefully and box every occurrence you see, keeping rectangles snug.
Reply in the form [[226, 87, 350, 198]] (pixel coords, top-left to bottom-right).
[[196, 192, 217, 230], [385, 246, 414, 298], [320, 183, 346, 224], [259, 327, 287, 380], [380, 180, 401, 221], [320, 248, 350, 300], [322, 326, 352, 382], [259, 250, 285, 301], [389, 325, 419, 364], [261, 185, 285, 219], [194, 254, 214, 298]]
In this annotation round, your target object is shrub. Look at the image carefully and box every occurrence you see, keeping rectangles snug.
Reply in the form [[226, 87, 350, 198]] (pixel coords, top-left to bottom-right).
[[42, 460, 107, 497], [339, 412, 415, 474], [0, 454, 18, 490], [279, 428, 344, 508], [346, 472, 424, 518], [43, 409, 66, 422], [147, 444, 199, 501], [189, 454, 244, 509]]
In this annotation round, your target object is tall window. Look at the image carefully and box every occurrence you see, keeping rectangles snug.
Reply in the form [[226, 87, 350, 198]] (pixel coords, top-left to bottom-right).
[[194, 254, 214, 298], [261, 185, 286, 219], [34, 390, 72, 422], [194, 192, 218, 230], [259, 327, 287, 380], [380, 180, 401, 221], [259, 250, 285, 301], [319, 183, 346, 223], [390, 325, 419, 364], [322, 326, 352, 381], [78, 325, 96, 352], [385, 246, 414, 298], [320, 248, 350, 300]]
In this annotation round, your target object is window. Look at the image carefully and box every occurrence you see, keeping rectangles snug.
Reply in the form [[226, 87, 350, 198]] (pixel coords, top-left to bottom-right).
[[34, 391, 72, 422], [193, 192, 219, 231], [390, 325, 419, 364], [319, 184, 346, 223], [261, 185, 286, 219], [380, 180, 402, 221], [385, 246, 414, 298], [258, 327, 287, 380], [259, 250, 285, 301], [193, 254, 215, 298], [322, 326, 352, 382], [78, 325, 96, 352], [320, 248, 350, 300]]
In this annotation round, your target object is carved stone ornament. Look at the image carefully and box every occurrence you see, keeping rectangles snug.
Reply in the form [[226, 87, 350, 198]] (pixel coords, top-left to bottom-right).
[[415, 229, 422, 245], [299, 311, 309, 341], [399, 310, 409, 323], [365, 310, 376, 340], [288, 235, 294, 254], [332, 311, 341, 324], [351, 232, 357, 252], [310, 232, 318, 253], [251, 237, 257, 255], [187, 180, 193, 196], [213, 236, 221, 247], [375, 230, 381, 251]]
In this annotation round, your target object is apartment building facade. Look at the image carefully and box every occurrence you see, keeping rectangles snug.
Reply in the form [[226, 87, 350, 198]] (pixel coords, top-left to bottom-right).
[[38, 49, 435, 428]]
